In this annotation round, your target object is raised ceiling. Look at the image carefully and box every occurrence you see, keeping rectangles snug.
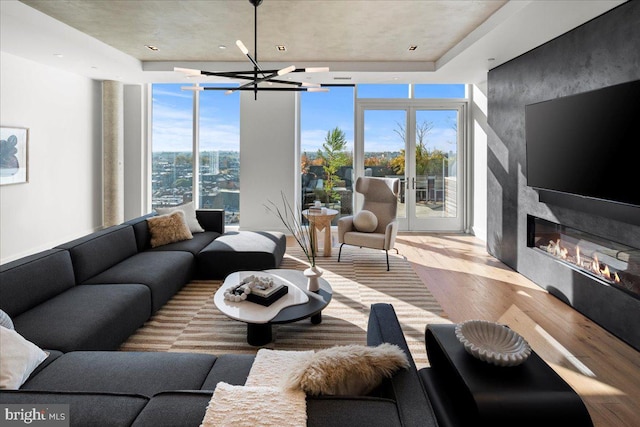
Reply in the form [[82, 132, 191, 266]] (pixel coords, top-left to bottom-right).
[[20, 0, 507, 63], [3, 0, 626, 84]]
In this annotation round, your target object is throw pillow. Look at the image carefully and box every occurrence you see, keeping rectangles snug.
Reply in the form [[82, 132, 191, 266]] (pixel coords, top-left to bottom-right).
[[147, 211, 193, 248], [353, 210, 378, 233], [284, 343, 409, 396], [0, 309, 14, 330], [0, 326, 48, 389], [156, 202, 205, 233]]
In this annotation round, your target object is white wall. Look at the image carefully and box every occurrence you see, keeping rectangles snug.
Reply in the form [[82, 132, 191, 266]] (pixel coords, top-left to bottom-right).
[[470, 83, 489, 241], [0, 52, 102, 263], [239, 91, 297, 232]]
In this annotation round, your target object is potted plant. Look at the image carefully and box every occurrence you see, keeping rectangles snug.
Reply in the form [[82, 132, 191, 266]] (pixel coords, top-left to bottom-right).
[[265, 193, 322, 292]]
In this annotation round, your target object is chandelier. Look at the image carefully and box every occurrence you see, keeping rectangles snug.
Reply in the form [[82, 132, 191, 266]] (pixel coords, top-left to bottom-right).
[[175, 0, 329, 98]]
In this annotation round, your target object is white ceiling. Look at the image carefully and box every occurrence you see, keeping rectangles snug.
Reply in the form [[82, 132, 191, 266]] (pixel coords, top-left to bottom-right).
[[1, 0, 625, 85]]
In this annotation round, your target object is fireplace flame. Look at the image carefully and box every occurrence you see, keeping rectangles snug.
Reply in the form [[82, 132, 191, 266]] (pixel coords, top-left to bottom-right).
[[543, 240, 623, 286], [591, 254, 600, 273]]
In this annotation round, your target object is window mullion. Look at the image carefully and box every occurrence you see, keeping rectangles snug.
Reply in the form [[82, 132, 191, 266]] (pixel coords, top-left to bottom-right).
[[192, 83, 200, 208]]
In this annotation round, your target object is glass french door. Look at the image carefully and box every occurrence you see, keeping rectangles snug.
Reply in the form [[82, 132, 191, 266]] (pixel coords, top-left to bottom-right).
[[355, 100, 465, 232]]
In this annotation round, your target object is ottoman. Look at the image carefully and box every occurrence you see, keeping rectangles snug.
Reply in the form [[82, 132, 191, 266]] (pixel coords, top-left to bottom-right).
[[197, 231, 287, 279]]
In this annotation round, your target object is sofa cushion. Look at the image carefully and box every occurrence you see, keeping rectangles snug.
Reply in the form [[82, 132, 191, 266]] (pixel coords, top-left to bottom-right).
[[22, 352, 217, 398], [147, 211, 193, 248], [0, 390, 149, 427], [200, 354, 255, 390], [0, 249, 75, 317], [149, 231, 221, 256], [131, 391, 213, 427], [197, 231, 286, 279], [156, 202, 205, 233], [56, 225, 138, 284], [0, 326, 48, 389], [126, 214, 220, 255], [353, 209, 378, 233], [82, 251, 194, 313], [13, 284, 151, 352], [307, 397, 402, 427]]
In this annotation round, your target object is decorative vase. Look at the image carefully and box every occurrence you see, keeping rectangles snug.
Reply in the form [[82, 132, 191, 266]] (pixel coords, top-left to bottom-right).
[[303, 265, 323, 292]]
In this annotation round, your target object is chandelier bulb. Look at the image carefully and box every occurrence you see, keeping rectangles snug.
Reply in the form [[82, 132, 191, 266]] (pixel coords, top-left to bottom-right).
[[277, 65, 296, 76], [236, 40, 249, 55]]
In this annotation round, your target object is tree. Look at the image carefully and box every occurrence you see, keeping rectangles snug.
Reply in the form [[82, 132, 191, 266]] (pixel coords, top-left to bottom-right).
[[316, 127, 350, 202], [391, 120, 433, 175], [393, 120, 433, 146], [300, 152, 311, 173]]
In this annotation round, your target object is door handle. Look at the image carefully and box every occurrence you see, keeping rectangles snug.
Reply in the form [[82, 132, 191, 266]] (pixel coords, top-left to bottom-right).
[[412, 177, 415, 190]]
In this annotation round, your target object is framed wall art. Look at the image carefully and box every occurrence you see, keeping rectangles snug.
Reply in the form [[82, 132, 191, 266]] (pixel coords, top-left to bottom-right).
[[0, 126, 29, 185]]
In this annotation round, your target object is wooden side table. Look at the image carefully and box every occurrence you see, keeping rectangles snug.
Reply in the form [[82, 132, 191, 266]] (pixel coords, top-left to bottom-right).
[[302, 208, 339, 256]]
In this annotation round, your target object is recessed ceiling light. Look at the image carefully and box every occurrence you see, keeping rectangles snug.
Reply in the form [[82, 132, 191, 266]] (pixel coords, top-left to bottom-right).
[[334, 77, 352, 81], [408, 45, 418, 51], [276, 45, 287, 52], [53, 53, 64, 58], [145, 45, 159, 51], [218, 45, 227, 50], [488, 57, 496, 62]]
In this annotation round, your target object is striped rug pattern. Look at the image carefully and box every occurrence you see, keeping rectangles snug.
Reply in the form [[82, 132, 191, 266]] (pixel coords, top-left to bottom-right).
[[120, 246, 449, 368]]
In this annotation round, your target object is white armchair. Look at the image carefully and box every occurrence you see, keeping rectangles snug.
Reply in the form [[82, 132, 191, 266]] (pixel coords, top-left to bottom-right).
[[337, 176, 400, 270]]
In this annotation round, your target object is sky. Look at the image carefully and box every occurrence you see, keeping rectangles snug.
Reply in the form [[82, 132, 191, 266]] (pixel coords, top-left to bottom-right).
[[151, 83, 465, 154]]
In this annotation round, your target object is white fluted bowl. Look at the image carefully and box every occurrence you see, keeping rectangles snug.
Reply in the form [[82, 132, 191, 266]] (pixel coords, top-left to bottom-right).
[[455, 320, 532, 367]]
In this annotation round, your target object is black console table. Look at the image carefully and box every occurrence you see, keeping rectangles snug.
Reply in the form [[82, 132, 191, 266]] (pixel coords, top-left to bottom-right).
[[419, 324, 593, 427]]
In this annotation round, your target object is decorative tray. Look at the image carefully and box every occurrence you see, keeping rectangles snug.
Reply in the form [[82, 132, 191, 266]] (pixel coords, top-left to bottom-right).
[[454, 320, 531, 367]]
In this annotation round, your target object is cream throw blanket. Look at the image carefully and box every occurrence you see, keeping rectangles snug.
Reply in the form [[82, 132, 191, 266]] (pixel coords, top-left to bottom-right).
[[200, 349, 313, 427]]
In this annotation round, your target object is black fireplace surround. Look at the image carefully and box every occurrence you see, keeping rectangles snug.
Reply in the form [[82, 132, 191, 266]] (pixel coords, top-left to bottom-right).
[[487, 1, 640, 351]]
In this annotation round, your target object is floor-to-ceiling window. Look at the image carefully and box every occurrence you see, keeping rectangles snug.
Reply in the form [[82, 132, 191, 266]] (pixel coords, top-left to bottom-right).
[[151, 84, 194, 208], [151, 83, 240, 225], [300, 86, 355, 222], [199, 85, 240, 224]]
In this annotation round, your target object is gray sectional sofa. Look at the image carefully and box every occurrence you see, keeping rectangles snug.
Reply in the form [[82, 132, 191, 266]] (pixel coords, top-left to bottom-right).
[[0, 210, 286, 352], [0, 209, 439, 426], [0, 304, 437, 427]]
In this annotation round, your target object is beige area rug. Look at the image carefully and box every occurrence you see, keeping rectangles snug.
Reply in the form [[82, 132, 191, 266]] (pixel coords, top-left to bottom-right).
[[120, 246, 450, 368]]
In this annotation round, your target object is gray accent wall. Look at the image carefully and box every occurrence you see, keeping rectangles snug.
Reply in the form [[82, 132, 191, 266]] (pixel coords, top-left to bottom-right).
[[487, 1, 640, 349]]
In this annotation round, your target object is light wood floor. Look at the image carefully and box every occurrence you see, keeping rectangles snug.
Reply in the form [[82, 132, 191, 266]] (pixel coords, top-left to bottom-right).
[[392, 233, 640, 427]]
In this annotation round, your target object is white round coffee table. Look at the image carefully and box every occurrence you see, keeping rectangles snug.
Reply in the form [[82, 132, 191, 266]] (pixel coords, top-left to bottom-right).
[[214, 269, 333, 346]]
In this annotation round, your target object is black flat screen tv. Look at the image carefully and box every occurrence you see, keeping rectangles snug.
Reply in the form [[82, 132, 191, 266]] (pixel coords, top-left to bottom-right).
[[525, 79, 640, 207]]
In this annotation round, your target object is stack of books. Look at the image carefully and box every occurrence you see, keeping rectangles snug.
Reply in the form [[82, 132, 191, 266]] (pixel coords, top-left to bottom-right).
[[245, 282, 288, 307]]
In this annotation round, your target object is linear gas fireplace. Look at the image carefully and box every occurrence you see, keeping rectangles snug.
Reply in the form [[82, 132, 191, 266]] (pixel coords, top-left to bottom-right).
[[527, 216, 640, 299]]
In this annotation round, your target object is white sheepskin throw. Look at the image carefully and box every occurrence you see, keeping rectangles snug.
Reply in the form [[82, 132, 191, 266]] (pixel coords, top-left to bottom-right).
[[285, 343, 410, 396], [201, 349, 312, 427]]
